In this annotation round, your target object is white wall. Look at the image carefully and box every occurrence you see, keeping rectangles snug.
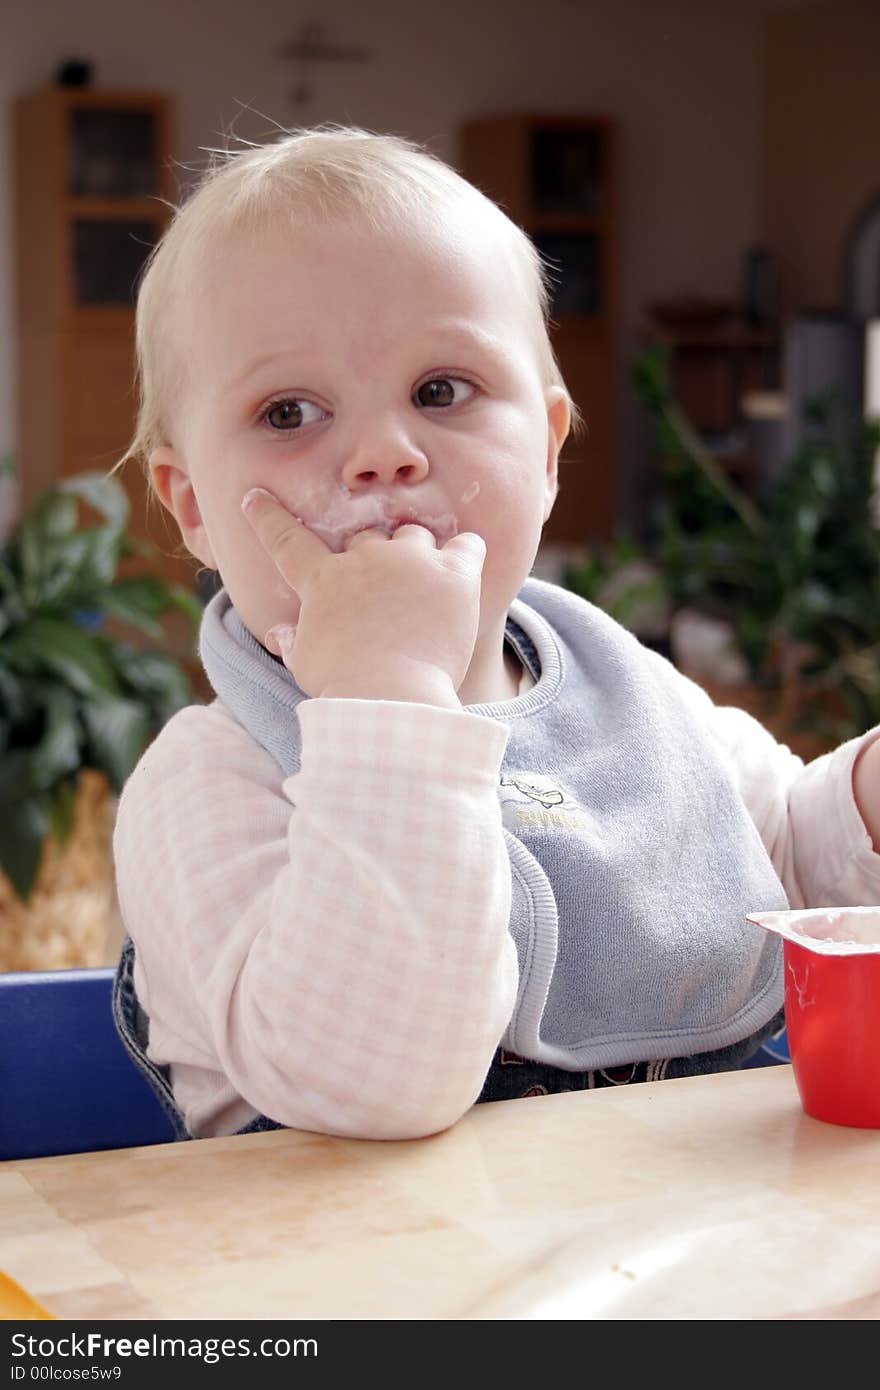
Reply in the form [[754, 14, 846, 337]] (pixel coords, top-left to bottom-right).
[[1, 0, 769, 531]]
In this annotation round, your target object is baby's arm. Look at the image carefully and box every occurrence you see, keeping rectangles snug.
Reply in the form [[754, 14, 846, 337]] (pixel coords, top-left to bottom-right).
[[852, 739, 880, 850], [114, 699, 517, 1141]]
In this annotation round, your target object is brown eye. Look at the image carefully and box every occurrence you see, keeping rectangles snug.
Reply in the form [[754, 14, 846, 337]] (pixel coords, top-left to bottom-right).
[[415, 377, 475, 408], [262, 398, 325, 431], [266, 400, 303, 429]]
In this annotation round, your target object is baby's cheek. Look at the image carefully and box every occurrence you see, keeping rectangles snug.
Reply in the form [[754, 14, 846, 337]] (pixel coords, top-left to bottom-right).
[[284, 476, 356, 553], [226, 524, 304, 625], [459, 480, 481, 506], [483, 480, 545, 582]]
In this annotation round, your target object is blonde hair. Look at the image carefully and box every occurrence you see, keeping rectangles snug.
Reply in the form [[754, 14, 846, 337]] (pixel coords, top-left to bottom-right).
[[120, 122, 585, 473]]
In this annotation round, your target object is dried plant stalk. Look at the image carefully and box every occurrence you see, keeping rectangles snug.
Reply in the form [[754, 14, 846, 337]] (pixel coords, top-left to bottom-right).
[[0, 771, 118, 973]]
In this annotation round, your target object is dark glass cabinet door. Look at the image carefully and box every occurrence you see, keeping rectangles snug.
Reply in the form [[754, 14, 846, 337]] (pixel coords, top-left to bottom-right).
[[530, 128, 604, 216], [72, 219, 159, 305], [68, 109, 159, 197], [533, 231, 602, 318]]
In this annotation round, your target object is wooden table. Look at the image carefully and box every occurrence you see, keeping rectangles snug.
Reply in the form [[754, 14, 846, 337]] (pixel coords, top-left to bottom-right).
[[2, 1066, 879, 1320]]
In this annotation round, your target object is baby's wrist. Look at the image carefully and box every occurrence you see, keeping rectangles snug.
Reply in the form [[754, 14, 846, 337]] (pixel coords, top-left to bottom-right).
[[318, 660, 461, 709]]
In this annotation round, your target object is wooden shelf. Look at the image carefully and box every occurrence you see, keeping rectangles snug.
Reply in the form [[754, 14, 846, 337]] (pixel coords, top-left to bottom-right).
[[644, 314, 780, 441], [65, 305, 141, 328], [650, 323, 779, 350], [63, 196, 168, 220], [14, 85, 188, 586]]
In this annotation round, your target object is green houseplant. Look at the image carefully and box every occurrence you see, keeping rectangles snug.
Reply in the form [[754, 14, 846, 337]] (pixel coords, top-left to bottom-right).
[[0, 470, 200, 969], [566, 344, 880, 755]]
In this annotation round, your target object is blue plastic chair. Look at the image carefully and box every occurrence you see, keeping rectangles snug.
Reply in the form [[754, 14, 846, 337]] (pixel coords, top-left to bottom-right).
[[742, 1020, 791, 1069], [0, 968, 176, 1160]]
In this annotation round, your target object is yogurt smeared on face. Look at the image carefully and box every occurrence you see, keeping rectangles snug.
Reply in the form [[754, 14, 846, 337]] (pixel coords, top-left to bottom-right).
[[291, 480, 459, 553]]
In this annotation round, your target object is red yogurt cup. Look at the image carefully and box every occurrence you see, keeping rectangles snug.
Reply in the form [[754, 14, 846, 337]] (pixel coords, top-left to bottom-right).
[[748, 907, 880, 1128]]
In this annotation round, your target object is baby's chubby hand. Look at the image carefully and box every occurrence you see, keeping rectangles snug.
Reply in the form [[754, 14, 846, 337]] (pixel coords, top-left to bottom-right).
[[241, 488, 486, 707]]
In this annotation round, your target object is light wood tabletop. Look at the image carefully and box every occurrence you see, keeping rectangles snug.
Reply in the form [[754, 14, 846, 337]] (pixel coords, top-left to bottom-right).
[[2, 1065, 879, 1321]]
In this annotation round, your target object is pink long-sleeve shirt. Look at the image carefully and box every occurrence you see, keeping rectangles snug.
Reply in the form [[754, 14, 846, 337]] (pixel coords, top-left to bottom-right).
[[113, 676, 880, 1140]]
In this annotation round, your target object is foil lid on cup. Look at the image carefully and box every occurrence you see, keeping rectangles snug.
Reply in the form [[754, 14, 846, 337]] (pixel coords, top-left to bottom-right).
[[748, 906, 880, 956]]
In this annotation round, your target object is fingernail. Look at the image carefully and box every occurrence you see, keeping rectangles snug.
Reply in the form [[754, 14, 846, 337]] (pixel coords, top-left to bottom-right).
[[242, 486, 276, 513], [264, 624, 296, 656]]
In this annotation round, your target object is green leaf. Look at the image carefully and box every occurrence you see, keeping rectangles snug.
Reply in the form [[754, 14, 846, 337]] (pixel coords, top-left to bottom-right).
[[60, 471, 130, 530], [18, 491, 79, 591], [0, 663, 26, 722], [80, 693, 152, 792], [114, 658, 193, 730], [34, 688, 83, 789], [628, 347, 880, 742], [101, 576, 179, 637], [110, 646, 193, 721], [0, 688, 82, 803], [0, 558, 27, 628], [2, 617, 119, 696], [16, 477, 129, 609], [631, 344, 673, 412], [48, 776, 78, 849], [0, 470, 199, 810], [30, 490, 80, 541], [63, 525, 123, 597], [0, 794, 50, 901], [4, 488, 127, 617], [165, 582, 203, 632], [30, 531, 106, 610]]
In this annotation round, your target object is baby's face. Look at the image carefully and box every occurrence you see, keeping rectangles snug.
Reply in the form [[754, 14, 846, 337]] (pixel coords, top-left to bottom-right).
[[152, 208, 569, 657]]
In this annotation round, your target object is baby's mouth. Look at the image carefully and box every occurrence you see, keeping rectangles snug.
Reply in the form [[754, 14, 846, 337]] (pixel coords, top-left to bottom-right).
[[311, 507, 460, 554], [346, 516, 429, 546]]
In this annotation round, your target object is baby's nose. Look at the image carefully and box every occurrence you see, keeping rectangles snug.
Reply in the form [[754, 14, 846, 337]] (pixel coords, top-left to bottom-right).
[[341, 433, 429, 489]]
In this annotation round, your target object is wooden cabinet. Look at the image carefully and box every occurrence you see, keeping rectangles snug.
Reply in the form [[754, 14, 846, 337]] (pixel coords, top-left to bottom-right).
[[14, 86, 188, 582], [459, 113, 617, 544]]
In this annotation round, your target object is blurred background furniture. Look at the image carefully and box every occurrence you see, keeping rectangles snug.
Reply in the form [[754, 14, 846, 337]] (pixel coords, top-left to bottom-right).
[[644, 302, 780, 490], [461, 113, 617, 544], [13, 85, 189, 587]]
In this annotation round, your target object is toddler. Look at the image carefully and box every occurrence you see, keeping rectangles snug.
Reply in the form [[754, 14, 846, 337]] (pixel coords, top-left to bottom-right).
[[113, 124, 880, 1141]]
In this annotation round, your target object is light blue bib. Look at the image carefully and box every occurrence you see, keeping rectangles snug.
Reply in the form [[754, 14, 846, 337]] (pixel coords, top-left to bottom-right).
[[199, 577, 787, 1070]]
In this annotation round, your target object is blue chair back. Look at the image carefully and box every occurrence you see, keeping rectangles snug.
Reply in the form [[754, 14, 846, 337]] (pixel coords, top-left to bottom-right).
[[0, 968, 176, 1160], [742, 1021, 791, 1069]]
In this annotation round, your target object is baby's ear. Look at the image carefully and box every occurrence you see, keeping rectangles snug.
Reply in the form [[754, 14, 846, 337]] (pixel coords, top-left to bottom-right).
[[543, 388, 571, 521], [149, 446, 217, 568]]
